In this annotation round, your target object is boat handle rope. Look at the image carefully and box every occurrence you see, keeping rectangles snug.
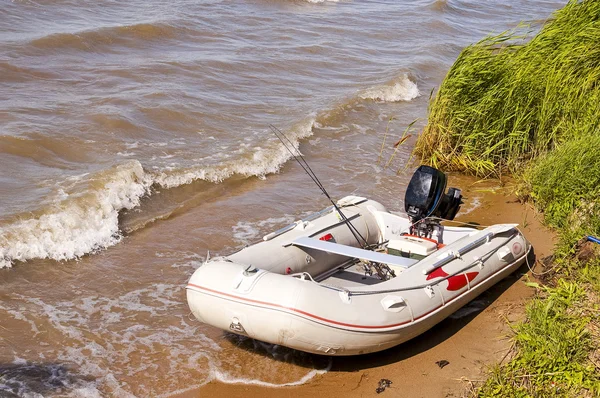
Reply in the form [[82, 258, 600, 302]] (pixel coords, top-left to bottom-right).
[[290, 271, 316, 282], [313, 231, 519, 297]]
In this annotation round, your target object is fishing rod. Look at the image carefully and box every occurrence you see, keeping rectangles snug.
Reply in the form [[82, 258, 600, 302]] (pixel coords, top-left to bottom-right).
[[269, 124, 369, 249]]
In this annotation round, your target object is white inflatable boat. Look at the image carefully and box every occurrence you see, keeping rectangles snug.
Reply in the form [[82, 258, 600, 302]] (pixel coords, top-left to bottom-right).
[[186, 166, 531, 356]]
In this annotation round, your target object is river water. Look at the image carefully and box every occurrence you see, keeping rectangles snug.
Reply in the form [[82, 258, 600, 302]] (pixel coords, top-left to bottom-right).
[[0, 0, 564, 396]]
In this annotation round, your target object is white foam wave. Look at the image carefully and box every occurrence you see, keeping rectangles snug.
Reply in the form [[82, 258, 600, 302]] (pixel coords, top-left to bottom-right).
[[1, 283, 216, 397], [360, 74, 420, 102], [1, 278, 327, 397], [459, 196, 482, 215], [209, 361, 331, 387], [0, 121, 314, 268], [0, 161, 151, 268], [159, 357, 327, 398], [153, 118, 315, 188]]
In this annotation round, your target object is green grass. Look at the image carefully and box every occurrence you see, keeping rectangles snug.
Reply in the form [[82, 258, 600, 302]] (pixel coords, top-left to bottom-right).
[[519, 132, 600, 239], [415, 0, 600, 177], [478, 265, 600, 397]]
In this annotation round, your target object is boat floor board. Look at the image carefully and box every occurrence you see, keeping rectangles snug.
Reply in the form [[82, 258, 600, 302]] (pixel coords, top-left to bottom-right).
[[290, 237, 418, 268], [321, 267, 382, 288]]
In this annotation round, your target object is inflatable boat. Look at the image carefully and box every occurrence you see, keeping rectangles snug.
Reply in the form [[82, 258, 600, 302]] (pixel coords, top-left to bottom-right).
[[186, 166, 531, 355]]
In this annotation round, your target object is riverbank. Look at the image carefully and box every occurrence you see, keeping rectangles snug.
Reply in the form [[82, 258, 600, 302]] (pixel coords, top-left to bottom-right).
[[413, 0, 600, 395], [176, 176, 556, 398]]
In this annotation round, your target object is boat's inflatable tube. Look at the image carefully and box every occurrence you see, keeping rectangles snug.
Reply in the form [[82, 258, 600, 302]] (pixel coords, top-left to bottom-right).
[[187, 198, 530, 356]]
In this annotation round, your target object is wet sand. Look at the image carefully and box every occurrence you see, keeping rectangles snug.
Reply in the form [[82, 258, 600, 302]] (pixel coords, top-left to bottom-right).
[[184, 176, 556, 398]]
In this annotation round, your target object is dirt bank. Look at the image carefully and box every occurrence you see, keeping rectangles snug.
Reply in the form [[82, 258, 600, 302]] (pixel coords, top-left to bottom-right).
[[179, 175, 556, 398]]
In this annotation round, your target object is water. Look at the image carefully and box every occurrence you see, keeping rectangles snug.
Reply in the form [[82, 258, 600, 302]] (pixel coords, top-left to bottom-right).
[[0, 0, 565, 396]]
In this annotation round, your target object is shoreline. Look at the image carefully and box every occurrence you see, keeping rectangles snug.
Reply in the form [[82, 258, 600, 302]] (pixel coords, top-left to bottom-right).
[[177, 176, 557, 398]]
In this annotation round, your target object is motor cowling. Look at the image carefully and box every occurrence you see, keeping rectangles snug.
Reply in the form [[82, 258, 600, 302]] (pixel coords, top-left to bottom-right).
[[405, 165, 463, 223]]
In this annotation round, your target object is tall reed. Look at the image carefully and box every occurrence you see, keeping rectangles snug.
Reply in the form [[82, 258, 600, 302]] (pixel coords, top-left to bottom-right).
[[415, 0, 600, 177]]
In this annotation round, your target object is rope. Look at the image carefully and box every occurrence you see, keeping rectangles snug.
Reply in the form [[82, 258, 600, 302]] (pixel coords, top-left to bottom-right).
[[525, 251, 559, 277]]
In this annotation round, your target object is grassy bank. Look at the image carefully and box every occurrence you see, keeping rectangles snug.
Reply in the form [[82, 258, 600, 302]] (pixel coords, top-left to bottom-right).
[[415, 0, 600, 178], [477, 133, 600, 396], [478, 265, 600, 396], [413, 0, 600, 396]]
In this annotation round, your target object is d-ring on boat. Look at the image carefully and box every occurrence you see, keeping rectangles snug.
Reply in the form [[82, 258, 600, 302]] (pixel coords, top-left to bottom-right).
[[186, 165, 531, 355]]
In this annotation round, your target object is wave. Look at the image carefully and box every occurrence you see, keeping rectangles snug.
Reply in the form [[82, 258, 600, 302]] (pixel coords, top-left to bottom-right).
[[427, 0, 468, 13], [0, 134, 96, 167], [0, 282, 214, 397], [0, 62, 58, 83], [29, 22, 191, 52], [0, 161, 151, 268], [152, 118, 315, 188], [0, 120, 315, 268], [0, 73, 418, 268], [359, 74, 420, 103], [312, 73, 420, 132], [429, 0, 450, 12], [232, 216, 297, 245]]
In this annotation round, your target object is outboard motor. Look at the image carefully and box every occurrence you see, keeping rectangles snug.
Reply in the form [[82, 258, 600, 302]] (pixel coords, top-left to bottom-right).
[[405, 165, 463, 237]]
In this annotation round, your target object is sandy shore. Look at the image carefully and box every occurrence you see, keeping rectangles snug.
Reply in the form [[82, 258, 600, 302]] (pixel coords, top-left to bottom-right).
[[178, 176, 556, 398]]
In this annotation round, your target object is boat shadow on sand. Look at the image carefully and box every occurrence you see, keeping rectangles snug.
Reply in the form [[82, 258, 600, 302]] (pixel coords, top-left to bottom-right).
[[222, 250, 536, 373]]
